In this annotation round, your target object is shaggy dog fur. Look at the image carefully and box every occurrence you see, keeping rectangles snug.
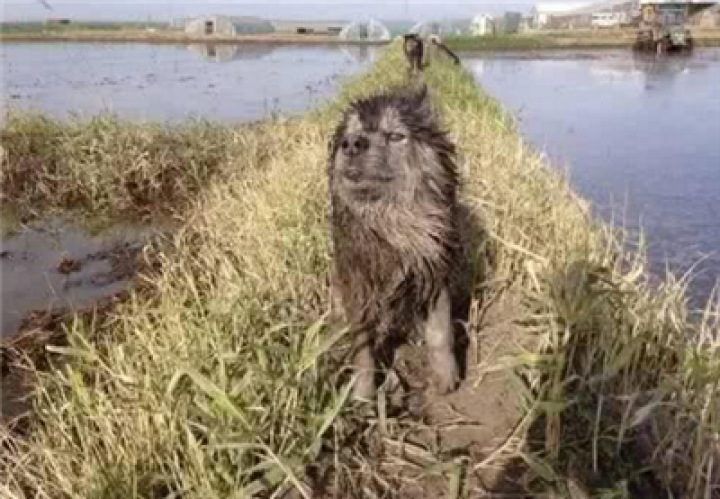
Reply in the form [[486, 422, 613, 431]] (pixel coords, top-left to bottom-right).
[[328, 85, 464, 400]]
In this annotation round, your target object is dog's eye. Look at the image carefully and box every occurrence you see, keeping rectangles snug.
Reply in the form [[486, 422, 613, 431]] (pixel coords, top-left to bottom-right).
[[388, 132, 406, 143]]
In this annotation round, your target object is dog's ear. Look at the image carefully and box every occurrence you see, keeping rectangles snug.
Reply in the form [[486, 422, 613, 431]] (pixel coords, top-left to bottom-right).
[[328, 116, 348, 164]]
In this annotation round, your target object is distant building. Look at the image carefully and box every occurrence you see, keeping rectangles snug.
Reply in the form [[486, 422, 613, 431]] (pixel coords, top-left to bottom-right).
[[45, 18, 71, 25], [470, 14, 495, 36], [531, 2, 593, 28], [183, 15, 275, 36], [272, 20, 346, 35], [409, 20, 468, 37], [638, 0, 718, 27], [567, 1, 641, 26], [519, 15, 535, 31], [169, 17, 189, 30], [690, 3, 720, 26], [530, 1, 645, 29], [339, 19, 391, 41], [340, 45, 381, 64], [504, 12, 524, 33]]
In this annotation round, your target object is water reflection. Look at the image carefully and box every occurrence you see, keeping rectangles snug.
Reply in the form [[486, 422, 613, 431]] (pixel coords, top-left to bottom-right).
[[1, 42, 374, 123], [465, 48, 720, 305], [186, 43, 277, 62], [183, 43, 381, 65], [585, 52, 700, 88], [339, 45, 381, 65]]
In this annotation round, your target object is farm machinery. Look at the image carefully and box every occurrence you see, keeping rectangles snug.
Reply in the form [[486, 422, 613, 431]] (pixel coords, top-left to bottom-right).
[[633, 2, 694, 54]]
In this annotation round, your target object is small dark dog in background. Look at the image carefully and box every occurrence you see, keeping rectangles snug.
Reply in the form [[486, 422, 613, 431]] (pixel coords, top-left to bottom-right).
[[402, 34, 424, 75]]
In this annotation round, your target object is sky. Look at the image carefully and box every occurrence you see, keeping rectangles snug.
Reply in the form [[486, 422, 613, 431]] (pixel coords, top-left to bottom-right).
[[2, 0, 547, 22]]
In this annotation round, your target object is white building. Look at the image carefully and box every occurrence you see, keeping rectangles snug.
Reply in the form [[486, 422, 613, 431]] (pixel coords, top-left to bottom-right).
[[531, 2, 594, 27], [339, 18, 391, 41], [470, 14, 496, 36], [639, 0, 717, 4]]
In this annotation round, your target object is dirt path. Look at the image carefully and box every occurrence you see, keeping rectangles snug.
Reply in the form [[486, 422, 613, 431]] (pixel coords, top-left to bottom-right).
[[299, 294, 531, 499], [387, 294, 529, 498]]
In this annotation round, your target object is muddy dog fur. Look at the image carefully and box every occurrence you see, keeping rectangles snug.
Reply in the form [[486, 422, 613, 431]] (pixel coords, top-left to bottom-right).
[[327, 85, 475, 401]]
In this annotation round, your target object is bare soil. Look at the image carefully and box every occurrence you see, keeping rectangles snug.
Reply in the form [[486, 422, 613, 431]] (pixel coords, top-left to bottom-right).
[[294, 292, 534, 499], [386, 294, 531, 498]]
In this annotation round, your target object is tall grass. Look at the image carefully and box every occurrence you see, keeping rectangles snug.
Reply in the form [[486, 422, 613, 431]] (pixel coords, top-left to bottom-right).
[[1, 41, 718, 498], [445, 34, 564, 51], [1, 114, 265, 222]]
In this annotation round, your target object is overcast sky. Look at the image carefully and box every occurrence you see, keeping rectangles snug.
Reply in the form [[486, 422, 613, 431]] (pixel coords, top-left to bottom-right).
[[2, 0, 549, 22]]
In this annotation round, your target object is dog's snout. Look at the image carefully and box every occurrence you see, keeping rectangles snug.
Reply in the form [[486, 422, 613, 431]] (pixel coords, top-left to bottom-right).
[[341, 133, 370, 157]]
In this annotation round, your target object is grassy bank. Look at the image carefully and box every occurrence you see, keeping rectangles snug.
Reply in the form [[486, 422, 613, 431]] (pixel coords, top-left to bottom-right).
[[2, 41, 718, 498], [0, 114, 272, 223], [446, 28, 720, 51], [445, 33, 631, 51], [4, 26, 720, 48]]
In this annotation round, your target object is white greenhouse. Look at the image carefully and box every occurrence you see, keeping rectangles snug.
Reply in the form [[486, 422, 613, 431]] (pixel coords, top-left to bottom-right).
[[339, 19, 391, 41]]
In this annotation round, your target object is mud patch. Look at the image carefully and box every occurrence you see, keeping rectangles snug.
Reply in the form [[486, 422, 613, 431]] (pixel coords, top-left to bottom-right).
[[0, 219, 157, 424], [1, 218, 156, 338], [383, 295, 530, 498], [0, 291, 132, 428], [301, 294, 532, 499]]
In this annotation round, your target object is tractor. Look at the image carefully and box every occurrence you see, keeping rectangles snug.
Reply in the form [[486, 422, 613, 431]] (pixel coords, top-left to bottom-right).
[[633, 3, 694, 54]]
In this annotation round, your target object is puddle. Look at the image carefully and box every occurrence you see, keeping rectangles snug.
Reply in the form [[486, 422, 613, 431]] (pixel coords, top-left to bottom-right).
[[0, 218, 157, 338]]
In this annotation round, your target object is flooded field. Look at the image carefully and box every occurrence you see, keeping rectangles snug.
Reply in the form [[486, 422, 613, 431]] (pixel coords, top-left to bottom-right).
[[0, 220, 157, 337], [1, 42, 379, 123], [465, 48, 720, 305]]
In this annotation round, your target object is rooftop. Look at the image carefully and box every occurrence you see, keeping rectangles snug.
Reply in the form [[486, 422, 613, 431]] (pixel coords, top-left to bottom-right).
[[532, 2, 594, 14]]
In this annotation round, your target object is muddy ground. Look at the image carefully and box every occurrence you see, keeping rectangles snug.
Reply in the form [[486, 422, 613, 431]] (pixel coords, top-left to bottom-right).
[[278, 292, 538, 499], [1, 220, 152, 425]]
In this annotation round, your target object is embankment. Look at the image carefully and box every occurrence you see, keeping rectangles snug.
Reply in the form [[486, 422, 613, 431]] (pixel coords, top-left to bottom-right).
[[4, 28, 720, 49], [1, 41, 717, 498], [0, 115, 277, 223], [445, 28, 720, 51], [0, 29, 388, 45]]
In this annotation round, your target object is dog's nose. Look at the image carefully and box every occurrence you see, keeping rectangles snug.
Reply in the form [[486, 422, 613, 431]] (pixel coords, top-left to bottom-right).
[[341, 134, 370, 157]]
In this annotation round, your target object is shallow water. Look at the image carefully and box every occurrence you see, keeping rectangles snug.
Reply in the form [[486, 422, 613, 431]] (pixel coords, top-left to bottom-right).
[[0, 42, 379, 123], [0, 220, 156, 337], [464, 48, 720, 305]]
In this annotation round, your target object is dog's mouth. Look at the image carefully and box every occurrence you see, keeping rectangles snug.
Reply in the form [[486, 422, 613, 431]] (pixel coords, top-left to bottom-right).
[[343, 169, 363, 183], [343, 168, 393, 185], [347, 186, 384, 202], [341, 174, 388, 202]]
